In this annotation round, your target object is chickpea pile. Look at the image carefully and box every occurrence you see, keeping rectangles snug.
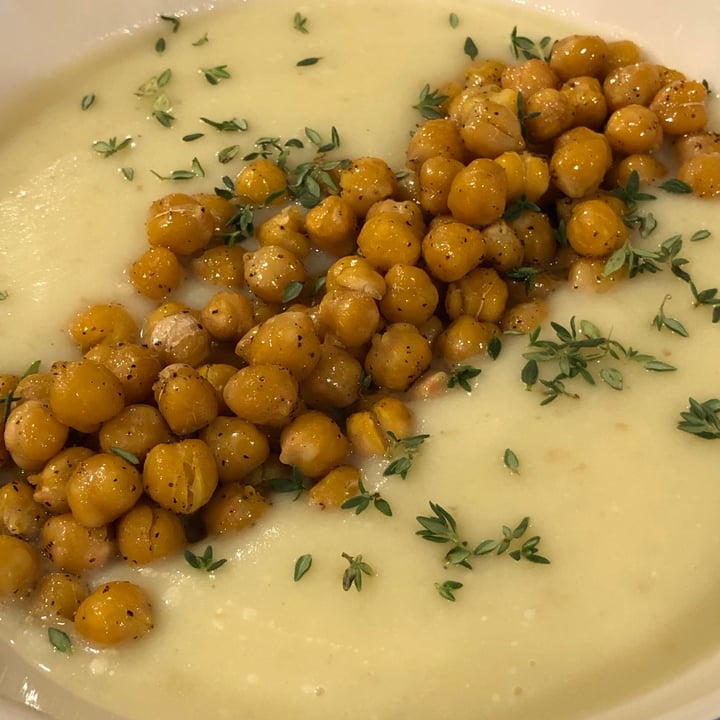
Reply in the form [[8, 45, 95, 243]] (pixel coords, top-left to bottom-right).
[[1, 29, 719, 648]]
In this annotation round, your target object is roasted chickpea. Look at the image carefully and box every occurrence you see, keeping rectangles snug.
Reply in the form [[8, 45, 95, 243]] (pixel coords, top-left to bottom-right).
[[299, 344, 363, 410], [550, 128, 612, 198], [98, 404, 172, 463], [339, 157, 397, 217], [566, 199, 628, 257], [147, 311, 211, 368], [372, 396, 414, 440], [200, 290, 254, 343], [235, 158, 287, 205], [69, 304, 138, 353], [203, 483, 270, 534], [191, 245, 246, 287], [605, 104, 663, 155], [0, 535, 40, 598], [605, 39, 642, 71], [243, 245, 306, 304], [606, 154, 667, 187], [0, 480, 48, 540], [49, 359, 125, 433], [493, 152, 549, 204], [29, 447, 94, 515], [678, 153, 720, 198], [649, 79, 708, 136], [146, 193, 215, 256], [279, 411, 349, 478], [66, 452, 142, 528], [13, 372, 52, 404], [523, 88, 575, 143], [501, 58, 559, 97], [200, 416, 270, 483], [325, 255, 386, 299], [674, 131, 720, 164], [549, 34, 608, 81], [304, 195, 358, 256], [75, 581, 153, 645], [192, 192, 237, 233], [318, 288, 381, 348], [465, 59, 506, 88], [85, 342, 162, 405], [406, 119, 467, 171], [196, 363, 239, 415], [256, 205, 310, 257], [418, 156, 464, 215], [116, 502, 186, 565], [603, 62, 664, 111], [31, 572, 89, 620], [561, 76, 608, 130], [309, 465, 361, 509], [4, 400, 69, 471], [379, 264, 439, 326], [456, 93, 525, 159], [153, 364, 218, 435], [364, 323, 432, 391], [447, 158, 507, 227], [480, 220, 525, 272], [142, 302, 195, 341], [41, 514, 113, 573], [446, 267, 509, 323], [143, 439, 218, 514], [223, 364, 298, 427], [365, 199, 426, 239], [436, 316, 499, 365], [356, 213, 422, 271], [346, 410, 387, 456], [129, 247, 184, 300], [501, 299, 548, 333], [568, 257, 627, 291], [509, 210, 557, 266], [422, 221, 486, 283]]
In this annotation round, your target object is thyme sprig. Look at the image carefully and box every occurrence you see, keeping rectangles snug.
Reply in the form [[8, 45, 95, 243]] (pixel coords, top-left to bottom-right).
[[383, 432, 430, 479], [413, 84, 449, 120], [201, 65, 231, 84], [293, 12, 309, 33], [436, 580, 463, 602], [184, 545, 227, 572], [341, 477, 392, 516], [341, 553, 373, 591], [678, 398, 720, 439], [510, 26, 553, 61], [151, 157, 205, 181], [269, 465, 307, 500], [610, 170, 657, 237], [447, 365, 481, 392], [652, 295, 689, 337], [92, 136, 132, 158]]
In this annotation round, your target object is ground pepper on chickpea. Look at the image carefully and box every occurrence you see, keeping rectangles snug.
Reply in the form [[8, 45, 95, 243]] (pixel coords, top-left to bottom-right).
[[0, 25, 719, 648]]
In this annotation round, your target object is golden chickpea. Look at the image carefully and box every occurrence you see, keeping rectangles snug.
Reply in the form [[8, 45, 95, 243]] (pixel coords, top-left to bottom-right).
[[603, 62, 664, 111], [142, 301, 195, 341], [456, 94, 525, 159], [446, 267, 509, 323], [29, 447, 94, 515], [192, 192, 237, 233], [304, 195, 358, 256], [318, 288, 381, 348], [550, 129, 612, 198], [257, 205, 311, 258], [421, 221, 486, 282], [191, 245, 246, 287], [146, 193, 215, 256], [66, 452, 142, 528], [4, 400, 69, 471], [0, 480, 48, 540], [31, 572, 89, 620], [203, 483, 270, 535], [75, 581, 153, 645], [605, 40, 642, 71], [237, 310, 321, 381], [339, 157, 397, 217], [447, 158, 507, 227], [501, 58, 559, 97], [568, 257, 627, 291], [346, 410, 387, 456], [235, 158, 287, 205], [509, 210, 557, 266], [678, 153, 720, 198], [606, 154, 667, 187], [243, 244, 306, 304], [465, 59, 506, 88], [196, 363, 239, 415], [436, 316, 499, 365], [223, 364, 298, 427], [299, 344, 363, 410], [85, 342, 162, 405], [0, 535, 40, 598], [493, 152, 549, 204], [147, 312, 211, 367], [418, 156, 464, 215], [49, 359, 125, 433], [325, 255, 386, 299], [605, 104, 663, 155], [365, 199, 427, 239], [364, 323, 432, 391], [69, 304, 138, 353], [561, 76, 608, 130], [153, 364, 218, 435], [566, 199, 628, 257], [674, 131, 720, 164], [480, 220, 525, 272], [356, 213, 422, 271], [129, 247, 184, 300], [406, 119, 467, 172], [549, 35, 608, 81], [379, 264, 439, 326], [13, 372, 52, 404], [649, 80, 708, 135], [200, 290, 254, 343], [200, 416, 270, 483], [309, 465, 361, 509], [143, 439, 218, 514], [116, 502, 186, 565], [279, 410, 349, 478], [501, 299, 548, 333], [41, 514, 113, 573], [523, 88, 575, 143], [372, 396, 414, 440], [98, 404, 172, 463]]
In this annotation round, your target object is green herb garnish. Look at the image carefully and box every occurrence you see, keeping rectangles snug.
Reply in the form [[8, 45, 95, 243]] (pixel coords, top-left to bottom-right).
[[413, 84, 449, 120], [436, 580, 463, 601], [383, 432, 430, 479], [293, 12, 309, 33], [447, 365, 481, 392], [341, 553, 373, 592], [341, 477, 392, 517], [678, 398, 720, 439], [48, 627, 72, 653], [81, 93, 95, 110], [92, 136, 132, 158], [510, 26, 553, 61], [109, 447, 140, 465], [296, 57, 321, 67], [294, 553, 313, 581], [184, 545, 227, 572], [201, 65, 231, 84]]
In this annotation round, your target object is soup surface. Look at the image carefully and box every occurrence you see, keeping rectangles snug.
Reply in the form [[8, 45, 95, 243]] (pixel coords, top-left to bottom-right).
[[1, 1, 720, 719]]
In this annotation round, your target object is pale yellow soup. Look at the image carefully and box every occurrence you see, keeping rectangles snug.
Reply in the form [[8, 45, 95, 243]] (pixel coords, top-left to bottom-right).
[[2, 1, 720, 720]]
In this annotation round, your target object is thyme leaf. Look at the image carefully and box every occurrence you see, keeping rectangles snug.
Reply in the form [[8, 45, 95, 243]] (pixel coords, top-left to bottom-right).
[[294, 553, 313, 581], [341, 552, 373, 591], [184, 545, 227, 573], [413, 84, 449, 120]]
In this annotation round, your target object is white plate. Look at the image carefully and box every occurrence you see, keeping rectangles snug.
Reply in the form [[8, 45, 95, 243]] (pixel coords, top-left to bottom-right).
[[1, 1, 719, 719]]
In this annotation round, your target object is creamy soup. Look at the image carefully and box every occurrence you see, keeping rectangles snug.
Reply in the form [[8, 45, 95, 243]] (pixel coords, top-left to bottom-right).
[[2, 1, 720, 720]]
